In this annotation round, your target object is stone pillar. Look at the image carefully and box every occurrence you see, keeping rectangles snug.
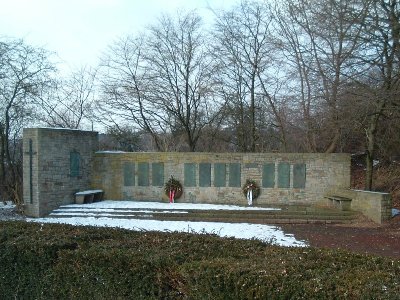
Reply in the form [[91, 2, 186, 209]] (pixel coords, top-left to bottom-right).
[[23, 128, 98, 217]]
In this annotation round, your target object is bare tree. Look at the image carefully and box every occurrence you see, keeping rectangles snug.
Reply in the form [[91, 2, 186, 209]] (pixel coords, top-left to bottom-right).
[[0, 37, 55, 205], [98, 35, 170, 151], [145, 11, 219, 151], [212, 0, 288, 152], [99, 11, 220, 152], [38, 66, 97, 129], [360, 0, 400, 189], [285, 0, 370, 153]]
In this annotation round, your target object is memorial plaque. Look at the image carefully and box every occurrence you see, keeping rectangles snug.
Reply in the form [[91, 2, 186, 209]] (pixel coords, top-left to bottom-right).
[[123, 162, 135, 186], [184, 163, 196, 187], [278, 162, 290, 188], [262, 163, 275, 188], [138, 162, 149, 186], [229, 163, 241, 187], [70, 151, 80, 177], [293, 163, 306, 189], [214, 163, 226, 187], [245, 163, 258, 168], [152, 162, 164, 186], [199, 163, 211, 187]]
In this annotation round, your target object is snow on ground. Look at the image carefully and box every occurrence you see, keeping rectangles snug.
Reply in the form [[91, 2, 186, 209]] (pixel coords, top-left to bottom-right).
[[0, 201, 25, 221], [60, 200, 282, 211], [27, 201, 307, 247], [0, 201, 16, 209], [29, 217, 307, 247], [393, 208, 400, 217], [1, 200, 306, 247]]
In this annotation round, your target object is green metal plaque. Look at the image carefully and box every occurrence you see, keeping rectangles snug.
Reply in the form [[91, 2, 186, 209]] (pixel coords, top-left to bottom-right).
[[184, 163, 196, 187], [138, 162, 149, 186], [123, 162, 135, 186], [70, 151, 80, 177], [262, 163, 275, 188], [293, 163, 306, 189], [229, 163, 241, 187], [152, 163, 164, 186], [214, 163, 226, 187], [199, 163, 211, 187], [278, 162, 290, 188]]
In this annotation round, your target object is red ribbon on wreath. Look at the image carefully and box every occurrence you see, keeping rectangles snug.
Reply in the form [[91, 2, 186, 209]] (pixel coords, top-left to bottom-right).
[[169, 189, 175, 203]]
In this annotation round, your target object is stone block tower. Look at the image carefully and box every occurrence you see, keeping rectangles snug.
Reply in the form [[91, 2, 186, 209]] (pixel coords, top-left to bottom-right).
[[23, 128, 98, 217]]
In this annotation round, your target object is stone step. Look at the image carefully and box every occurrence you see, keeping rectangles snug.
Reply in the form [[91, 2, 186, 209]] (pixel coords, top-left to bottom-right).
[[49, 205, 359, 225]]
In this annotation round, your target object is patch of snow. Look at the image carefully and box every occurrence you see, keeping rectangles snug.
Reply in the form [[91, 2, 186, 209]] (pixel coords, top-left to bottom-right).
[[30, 127, 96, 132], [0, 201, 15, 209], [0, 201, 25, 221], [392, 208, 400, 217], [75, 190, 103, 195], [96, 151, 126, 154], [3, 201, 305, 247], [28, 217, 307, 247], [49, 213, 155, 218], [352, 189, 390, 195], [61, 200, 281, 211], [51, 209, 188, 214]]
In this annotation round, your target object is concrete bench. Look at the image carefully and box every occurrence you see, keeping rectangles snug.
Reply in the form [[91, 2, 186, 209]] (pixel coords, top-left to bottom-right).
[[75, 190, 104, 204], [325, 195, 352, 211]]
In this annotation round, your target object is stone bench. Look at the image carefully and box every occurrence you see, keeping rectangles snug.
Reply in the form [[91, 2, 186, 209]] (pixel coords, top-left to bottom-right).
[[325, 195, 352, 211], [75, 190, 104, 204]]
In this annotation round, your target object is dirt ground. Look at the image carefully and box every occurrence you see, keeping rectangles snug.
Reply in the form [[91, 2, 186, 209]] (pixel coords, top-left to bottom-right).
[[282, 215, 400, 259]]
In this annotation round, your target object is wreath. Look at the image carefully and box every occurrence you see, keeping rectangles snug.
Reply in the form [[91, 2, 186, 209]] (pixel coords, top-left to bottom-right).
[[242, 179, 260, 200], [164, 176, 183, 199]]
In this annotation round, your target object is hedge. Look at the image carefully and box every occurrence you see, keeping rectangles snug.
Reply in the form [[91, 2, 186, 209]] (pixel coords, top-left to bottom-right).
[[0, 221, 399, 299]]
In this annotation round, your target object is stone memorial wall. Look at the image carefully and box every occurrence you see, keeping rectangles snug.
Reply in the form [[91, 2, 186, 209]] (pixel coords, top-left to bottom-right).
[[91, 151, 350, 206], [22, 128, 391, 223]]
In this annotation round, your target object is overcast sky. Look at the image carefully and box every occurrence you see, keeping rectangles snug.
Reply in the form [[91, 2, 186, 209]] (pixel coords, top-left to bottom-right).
[[0, 0, 236, 72]]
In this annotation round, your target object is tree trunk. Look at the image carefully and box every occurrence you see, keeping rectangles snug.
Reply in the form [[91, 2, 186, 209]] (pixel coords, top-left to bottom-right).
[[0, 128, 5, 203], [365, 113, 379, 191], [0, 125, 5, 181], [325, 129, 340, 153], [250, 74, 256, 152]]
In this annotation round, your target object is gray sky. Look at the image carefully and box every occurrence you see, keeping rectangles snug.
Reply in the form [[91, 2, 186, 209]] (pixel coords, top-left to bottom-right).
[[0, 0, 236, 72]]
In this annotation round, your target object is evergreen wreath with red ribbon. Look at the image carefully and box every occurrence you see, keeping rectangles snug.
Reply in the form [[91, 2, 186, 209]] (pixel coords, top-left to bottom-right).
[[164, 176, 183, 199]]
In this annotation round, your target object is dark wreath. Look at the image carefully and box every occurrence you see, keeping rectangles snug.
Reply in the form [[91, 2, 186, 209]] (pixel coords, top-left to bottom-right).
[[242, 179, 260, 200], [164, 176, 183, 199]]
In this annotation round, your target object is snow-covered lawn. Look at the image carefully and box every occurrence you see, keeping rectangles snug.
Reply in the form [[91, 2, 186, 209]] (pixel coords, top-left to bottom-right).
[[26, 201, 308, 247]]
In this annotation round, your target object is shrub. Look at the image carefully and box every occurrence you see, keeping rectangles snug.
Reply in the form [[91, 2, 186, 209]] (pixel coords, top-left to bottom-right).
[[0, 221, 399, 299]]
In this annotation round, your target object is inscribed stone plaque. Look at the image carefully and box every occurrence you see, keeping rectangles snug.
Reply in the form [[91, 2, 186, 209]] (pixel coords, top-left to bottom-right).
[[152, 163, 164, 186], [123, 162, 135, 186], [184, 163, 196, 187], [293, 163, 306, 189], [214, 163, 226, 187], [262, 163, 275, 188], [245, 163, 258, 168], [199, 163, 211, 187], [229, 163, 241, 187], [138, 162, 149, 186], [278, 162, 290, 188], [70, 151, 80, 177]]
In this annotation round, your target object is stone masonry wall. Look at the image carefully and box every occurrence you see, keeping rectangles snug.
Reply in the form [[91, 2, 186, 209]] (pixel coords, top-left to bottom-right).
[[21, 127, 391, 223], [23, 128, 98, 217], [23, 128, 392, 223], [91, 152, 350, 206], [328, 188, 392, 224]]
